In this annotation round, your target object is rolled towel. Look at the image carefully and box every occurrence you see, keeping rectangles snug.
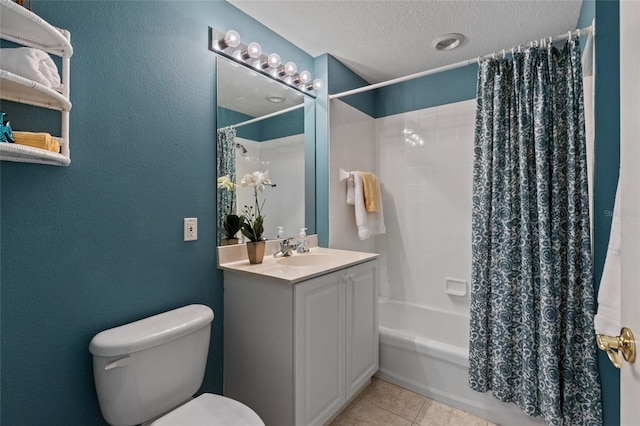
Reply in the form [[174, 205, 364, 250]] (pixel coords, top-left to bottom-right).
[[12, 131, 60, 153], [0, 47, 62, 91]]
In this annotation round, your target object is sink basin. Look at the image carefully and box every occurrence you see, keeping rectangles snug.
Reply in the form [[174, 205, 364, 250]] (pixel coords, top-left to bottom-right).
[[276, 254, 332, 267]]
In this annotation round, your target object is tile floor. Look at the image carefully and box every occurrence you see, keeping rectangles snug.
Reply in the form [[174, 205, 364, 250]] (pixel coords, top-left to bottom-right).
[[330, 378, 496, 426]]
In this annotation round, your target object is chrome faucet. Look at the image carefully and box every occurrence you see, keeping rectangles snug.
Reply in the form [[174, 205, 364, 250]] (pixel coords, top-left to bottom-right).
[[273, 238, 298, 257], [296, 237, 310, 253]]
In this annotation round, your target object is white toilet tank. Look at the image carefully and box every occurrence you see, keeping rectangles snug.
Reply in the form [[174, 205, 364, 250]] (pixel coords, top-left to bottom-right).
[[89, 304, 214, 426]]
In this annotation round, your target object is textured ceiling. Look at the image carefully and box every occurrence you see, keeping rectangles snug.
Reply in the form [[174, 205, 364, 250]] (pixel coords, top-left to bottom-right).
[[227, 0, 583, 84]]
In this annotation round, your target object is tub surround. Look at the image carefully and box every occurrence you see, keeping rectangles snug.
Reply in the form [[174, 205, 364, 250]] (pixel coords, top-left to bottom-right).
[[217, 235, 378, 283]]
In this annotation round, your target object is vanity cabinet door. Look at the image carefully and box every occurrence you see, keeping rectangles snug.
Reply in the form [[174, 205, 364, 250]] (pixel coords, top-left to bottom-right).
[[294, 270, 346, 426], [345, 261, 379, 400]]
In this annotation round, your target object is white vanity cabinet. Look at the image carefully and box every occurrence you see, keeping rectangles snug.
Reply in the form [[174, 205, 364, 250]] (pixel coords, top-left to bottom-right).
[[294, 260, 379, 425], [223, 257, 378, 426]]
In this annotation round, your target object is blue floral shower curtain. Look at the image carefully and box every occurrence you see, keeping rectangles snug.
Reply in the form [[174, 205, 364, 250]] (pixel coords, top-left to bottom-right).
[[469, 39, 602, 425], [217, 126, 236, 245]]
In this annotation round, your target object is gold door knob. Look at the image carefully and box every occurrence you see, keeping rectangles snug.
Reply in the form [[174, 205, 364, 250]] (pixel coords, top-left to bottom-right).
[[596, 327, 636, 369]]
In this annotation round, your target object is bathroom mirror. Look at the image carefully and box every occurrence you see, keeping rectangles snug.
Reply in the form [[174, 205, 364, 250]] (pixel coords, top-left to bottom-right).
[[216, 56, 316, 244]]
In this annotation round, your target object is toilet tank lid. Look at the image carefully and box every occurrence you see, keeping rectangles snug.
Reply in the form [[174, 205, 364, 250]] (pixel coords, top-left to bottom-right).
[[89, 304, 214, 357]]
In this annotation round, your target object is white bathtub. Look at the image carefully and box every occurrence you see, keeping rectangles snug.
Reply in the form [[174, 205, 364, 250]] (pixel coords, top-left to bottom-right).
[[377, 298, 544, 426]]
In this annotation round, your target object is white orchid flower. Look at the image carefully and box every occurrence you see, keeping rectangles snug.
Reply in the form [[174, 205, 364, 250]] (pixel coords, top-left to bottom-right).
[[241, 171, 272, 192], [240, 173, 257, 187], [217, 175, 235, 191]]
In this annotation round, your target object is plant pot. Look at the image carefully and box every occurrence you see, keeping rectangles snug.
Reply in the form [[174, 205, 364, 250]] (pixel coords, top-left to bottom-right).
[[246, 240, 266, 264], [220, 238, 239, 246]]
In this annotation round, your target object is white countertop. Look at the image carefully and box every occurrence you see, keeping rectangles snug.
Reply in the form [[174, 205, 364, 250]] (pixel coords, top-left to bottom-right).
[[217, 239, 378, 284]]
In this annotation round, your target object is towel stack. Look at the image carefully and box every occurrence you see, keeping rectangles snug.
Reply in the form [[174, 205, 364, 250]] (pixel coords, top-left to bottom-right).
[[0, 47, 62, 91], [12, 131, 60, 153], [342, 169, 385, 240]]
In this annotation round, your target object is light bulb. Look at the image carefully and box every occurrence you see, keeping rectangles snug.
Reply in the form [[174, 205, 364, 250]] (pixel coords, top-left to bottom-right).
[[311, 78, 323, 90], [284, 62, 297, 76], [247, 42, 262, 59], [267, 53, 281, 68], [223, 30, 241, 49], [298, 70, 312, 84]]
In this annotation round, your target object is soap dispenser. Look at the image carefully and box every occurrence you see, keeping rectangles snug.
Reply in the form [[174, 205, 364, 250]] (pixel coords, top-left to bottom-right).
[[276, 226, 284, 238], [297, 228, 309, 253]]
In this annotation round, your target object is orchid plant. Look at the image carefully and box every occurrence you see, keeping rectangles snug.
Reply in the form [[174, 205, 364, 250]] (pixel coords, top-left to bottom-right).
[[217, 175, 244, 240], [239, 170, 273, 242]]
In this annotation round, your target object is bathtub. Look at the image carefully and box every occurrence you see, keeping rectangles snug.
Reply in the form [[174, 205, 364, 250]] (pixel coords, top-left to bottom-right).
[[377, 298, 544, 426]]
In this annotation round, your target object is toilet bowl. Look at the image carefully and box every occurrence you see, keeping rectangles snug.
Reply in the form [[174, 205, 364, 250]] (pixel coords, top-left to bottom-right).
[[89, 304, 264, 426]]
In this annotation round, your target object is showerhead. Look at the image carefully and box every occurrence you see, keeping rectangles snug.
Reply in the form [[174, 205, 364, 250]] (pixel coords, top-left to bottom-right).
[[236, 143, 248, 154]]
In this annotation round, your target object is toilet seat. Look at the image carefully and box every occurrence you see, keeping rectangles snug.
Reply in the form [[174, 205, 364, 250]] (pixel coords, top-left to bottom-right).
[[151, 393, 264, 426]]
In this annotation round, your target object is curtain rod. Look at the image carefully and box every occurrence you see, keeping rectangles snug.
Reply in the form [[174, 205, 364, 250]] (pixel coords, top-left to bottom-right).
[[330, 24, 594, 100], [221, 103, 304, 130]]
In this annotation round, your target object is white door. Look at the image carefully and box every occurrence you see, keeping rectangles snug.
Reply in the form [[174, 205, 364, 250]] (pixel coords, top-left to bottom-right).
[[619, 1, 640, 423]]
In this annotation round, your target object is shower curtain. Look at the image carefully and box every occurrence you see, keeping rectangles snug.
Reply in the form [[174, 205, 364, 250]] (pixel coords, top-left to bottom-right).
[[468, 38, 602, 425], [217, 126, 236, 245]]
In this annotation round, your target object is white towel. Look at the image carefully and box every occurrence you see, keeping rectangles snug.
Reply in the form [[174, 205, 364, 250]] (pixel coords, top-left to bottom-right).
[[0, 47, 62, 91], [347, 171, 385, 240], [594, 183, 621, 336], [346, 175, 355, 205]]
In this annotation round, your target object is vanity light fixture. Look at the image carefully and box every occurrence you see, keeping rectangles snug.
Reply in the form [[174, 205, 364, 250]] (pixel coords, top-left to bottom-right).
[[209, 27, 323, 96], [432, 33, 465, 51]]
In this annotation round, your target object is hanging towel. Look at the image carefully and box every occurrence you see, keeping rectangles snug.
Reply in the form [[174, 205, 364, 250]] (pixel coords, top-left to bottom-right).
[[359, 171, 381, 212], [594, 183, 621, 336], [0, 47, 62, 91], [345, 171, 385, 240]]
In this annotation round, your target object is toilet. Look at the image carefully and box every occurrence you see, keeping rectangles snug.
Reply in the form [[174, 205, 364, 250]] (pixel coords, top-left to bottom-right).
[[89, 304, 264, 426]]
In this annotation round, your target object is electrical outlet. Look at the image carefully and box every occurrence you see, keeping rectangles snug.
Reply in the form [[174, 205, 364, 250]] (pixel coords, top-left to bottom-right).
[[184, 218, 197, 241]]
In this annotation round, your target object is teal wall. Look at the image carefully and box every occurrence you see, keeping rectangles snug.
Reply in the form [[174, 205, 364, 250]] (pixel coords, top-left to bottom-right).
[[0, 2, 313, 425], [591, 1, 621, 425], [218, 106, 304, 141], [313, 54, 330, 247], [373, 64, 478, 118], [327, 55, 376, 117]]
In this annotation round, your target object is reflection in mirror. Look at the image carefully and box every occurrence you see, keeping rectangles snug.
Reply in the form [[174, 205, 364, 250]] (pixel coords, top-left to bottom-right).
[[216, 56, 315, 245]]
